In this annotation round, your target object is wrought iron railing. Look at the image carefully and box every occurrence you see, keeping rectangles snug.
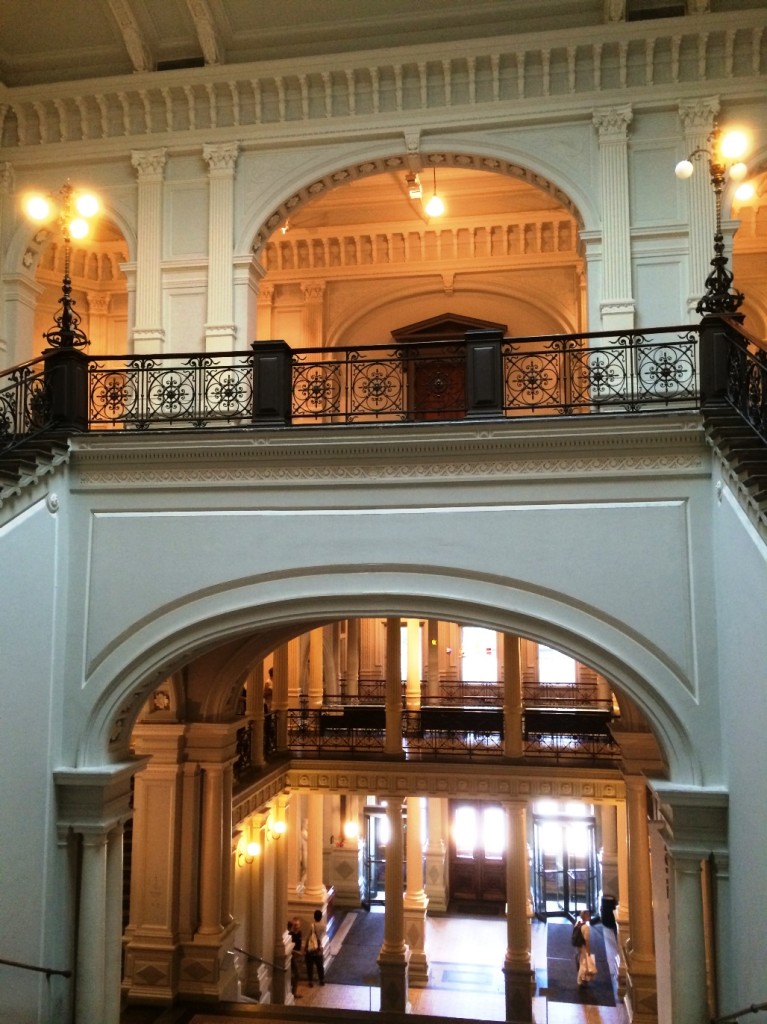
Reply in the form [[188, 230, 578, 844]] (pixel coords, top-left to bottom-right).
[[0, 357, 53, 453], [522, 683, 613, 711], [725, 326, 767, 445]]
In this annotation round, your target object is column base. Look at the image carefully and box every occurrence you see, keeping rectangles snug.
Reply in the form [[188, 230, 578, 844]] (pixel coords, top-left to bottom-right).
[[503, 964, 535, 1024], [403, 904, 429, 987], [377, 947, 410, 1013], [122, 940, 181, 1004], [623, 954, 658, 1024], [177, 925, 239, 1002]]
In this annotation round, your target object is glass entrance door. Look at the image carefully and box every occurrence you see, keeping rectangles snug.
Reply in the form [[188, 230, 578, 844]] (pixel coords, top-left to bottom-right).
[[362, 805, 389, 907], [532, 813, 598, 920]]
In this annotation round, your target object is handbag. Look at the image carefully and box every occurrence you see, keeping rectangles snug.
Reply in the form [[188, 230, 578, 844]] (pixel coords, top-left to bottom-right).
[[307, 926, 319, 952], [586, 953, 597, 975]]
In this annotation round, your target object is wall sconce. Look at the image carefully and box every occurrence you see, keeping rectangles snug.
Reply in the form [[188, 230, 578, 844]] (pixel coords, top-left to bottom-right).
[[406, 171, 422, 199], [267, 818, 286, 841], [237, 837, 261, 866], [675, 119, 751, 316], [424, 167, 445, 218], [342, 819, 359, 842]]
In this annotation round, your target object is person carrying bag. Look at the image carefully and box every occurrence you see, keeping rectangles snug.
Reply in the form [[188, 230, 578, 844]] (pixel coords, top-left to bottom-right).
[[305, 908, 326, 986]]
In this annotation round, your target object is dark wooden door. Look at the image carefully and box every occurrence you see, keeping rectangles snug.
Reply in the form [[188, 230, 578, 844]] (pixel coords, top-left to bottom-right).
[[449, 802, 507, 904]]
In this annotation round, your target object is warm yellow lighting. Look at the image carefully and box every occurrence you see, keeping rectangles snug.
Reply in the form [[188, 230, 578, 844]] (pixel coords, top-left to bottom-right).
[[246, 840, 261, 858], [728, 162, 748, 183], [268, 818, 286, 840], [734, 181, 755, 202], [720, 129, 749, 161], [342, 820, 359, 841], [75, 192, 99, 218], [237, 836, 262, 865], [68, 217, 90, 240], [425, 193, 445, 217], [25, 194, 52, 221]]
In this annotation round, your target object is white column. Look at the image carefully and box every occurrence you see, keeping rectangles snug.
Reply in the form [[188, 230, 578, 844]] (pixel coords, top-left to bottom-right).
[[623, 775, 657, 1024], [303, 791, 327, 906], [404, 796, 429, 986], [503, 634, 523, 758], [504, 802, 534, 1024], [424, 797, 448, 912], [678, 98, 720, 317], [271, 796, 294, 1005], [385, 617, 403, 755], [301, 282, 326, 346], [616, 797, 630, 928], [405, 617, 421, 710], [308, 627, 323, 707], [130, 148, 167, 352], [76, 831, 109, 1023], [346, 618, 360, 697], [104, 825, 124, 1024], [592, 105, 635, 330], [378, 799, 410, 1012], [203, 142, 239, 351]]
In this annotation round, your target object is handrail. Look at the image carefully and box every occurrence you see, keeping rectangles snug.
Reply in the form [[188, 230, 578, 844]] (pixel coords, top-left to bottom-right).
[[712, 1001, 767, 1023], [230, 946, 288, 972], [0, 955, 72, 979]]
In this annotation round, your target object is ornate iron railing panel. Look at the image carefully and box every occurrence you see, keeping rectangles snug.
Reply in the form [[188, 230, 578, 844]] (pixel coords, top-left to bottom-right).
[[523, 731, 620, 762], [522, 683, 613, 711], [0, 358, 52, 452], [89, 353, 254, 428], [725, 333, 767, 445]]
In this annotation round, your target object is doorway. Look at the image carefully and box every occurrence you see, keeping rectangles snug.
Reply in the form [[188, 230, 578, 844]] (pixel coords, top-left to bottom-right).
[[362, 805, 389, 907], [448, 801, 506, 909], [532, 811, 598, 920]]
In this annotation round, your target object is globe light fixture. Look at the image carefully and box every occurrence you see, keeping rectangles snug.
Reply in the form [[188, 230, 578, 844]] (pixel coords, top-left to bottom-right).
[[675, 120, 751, 317], [424, 167, 445, 218], [24, 181, 100, 348]]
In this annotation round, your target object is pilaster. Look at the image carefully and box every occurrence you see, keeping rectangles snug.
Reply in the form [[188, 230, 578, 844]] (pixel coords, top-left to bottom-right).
[[593, 104, 635, 330], [203, 142, 239, 351], [678, 98, 720, 318], [130, 148, 167, 352]]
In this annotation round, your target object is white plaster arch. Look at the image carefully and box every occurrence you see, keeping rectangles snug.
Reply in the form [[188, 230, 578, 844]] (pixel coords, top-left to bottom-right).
[[76, 567, 702, 785], [326, 276, 578, 345], [236, 139, 599, 259]]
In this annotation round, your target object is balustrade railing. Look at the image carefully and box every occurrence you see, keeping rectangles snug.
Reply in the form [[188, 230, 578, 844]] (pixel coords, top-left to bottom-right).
[[4, 317, 765, 461]]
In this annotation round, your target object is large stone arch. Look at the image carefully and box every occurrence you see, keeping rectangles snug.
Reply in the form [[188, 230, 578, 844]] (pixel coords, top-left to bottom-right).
[[77, 567, 702, 784]]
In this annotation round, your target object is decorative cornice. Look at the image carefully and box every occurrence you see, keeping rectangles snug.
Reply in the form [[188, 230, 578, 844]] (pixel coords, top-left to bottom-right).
[[70, 415, 709, 491]]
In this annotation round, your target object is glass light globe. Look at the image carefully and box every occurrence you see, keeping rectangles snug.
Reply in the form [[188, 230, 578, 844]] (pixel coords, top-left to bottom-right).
[[26, 194, 52, 221], [720, 130, 748, 161], [728, 162, 748, 182], [735, 182, 755, 202], [68, 217, 90, 239], [675, 160, 694, 180], [75, 192, 99, 217], [246, 840, 261, 858], [425, 193, 445, 217]]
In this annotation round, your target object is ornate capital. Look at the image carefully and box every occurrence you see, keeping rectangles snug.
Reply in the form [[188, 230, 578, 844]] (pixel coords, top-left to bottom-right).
[[203, 142, 240, 174], [678, 96, 719, 133], [131, 148, 167, 180], [593, 105, 633, 140]]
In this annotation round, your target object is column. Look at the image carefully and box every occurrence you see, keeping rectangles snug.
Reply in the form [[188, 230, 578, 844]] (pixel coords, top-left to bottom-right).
[[405, 618, 421, 710], [301, 282, 326, 346], [272, 642, 290, 752], [592, 105, 635, 330], [271, 796, 294, 1005], [303, 792, 327, 907], [616, 798, 630, 928], [426, 620, 440, 700], [503, 634, 524, 758], [308, 627, 323, 707], [198, 763, 225, 935], [623, 775, 657, 1024], [130, 148, 167, 352], [404, 796, 429, 986], [203, 142, 239, 351], [378, 799, 410, 1012], [678, 99, 720, 317], [104, 825, 124, 1024], [239, 812, 269, 1000], [601, 803, 620, 913], [76, 831, 109, 1023], [0, 162, 11, 359], [384, 617, 403, 755], [504, 803, 534, 1024], [346, 618, 360, 697], [424, 797, 448, 912]]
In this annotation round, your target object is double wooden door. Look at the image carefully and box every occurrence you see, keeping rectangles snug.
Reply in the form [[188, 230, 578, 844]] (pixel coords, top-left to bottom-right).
[[448, 801, 506, 905]]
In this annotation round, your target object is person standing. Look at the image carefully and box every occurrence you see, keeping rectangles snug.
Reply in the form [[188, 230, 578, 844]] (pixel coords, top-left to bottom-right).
[[288, 918, 303, 997], [575, 909, 595, 986], [304, 908, 326, 986]]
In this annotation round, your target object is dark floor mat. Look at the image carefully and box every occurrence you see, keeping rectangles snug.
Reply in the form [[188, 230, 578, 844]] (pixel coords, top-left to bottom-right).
[[543, 922, 616, 1007]]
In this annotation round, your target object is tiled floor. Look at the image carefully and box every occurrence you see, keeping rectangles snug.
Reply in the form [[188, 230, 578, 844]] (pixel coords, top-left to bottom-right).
[[288, 910, 630, 1024]]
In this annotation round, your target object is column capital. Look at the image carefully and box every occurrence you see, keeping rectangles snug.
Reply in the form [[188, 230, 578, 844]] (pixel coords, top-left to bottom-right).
[[593, 104, 633, 141], [650, 782, 728, 856], [678, 96, 720, 133], [54, 759, 148, 834], [131, 147, 168, 180], [203, 142, 240, 174]]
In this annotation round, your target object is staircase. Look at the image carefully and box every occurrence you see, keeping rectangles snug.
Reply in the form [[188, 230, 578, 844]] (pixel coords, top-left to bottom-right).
[[0, 436, 70, 510], [704, 405, 767, 531]]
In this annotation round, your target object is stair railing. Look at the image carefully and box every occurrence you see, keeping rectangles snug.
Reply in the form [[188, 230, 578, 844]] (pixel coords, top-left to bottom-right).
[[0, 955, 72, 980]]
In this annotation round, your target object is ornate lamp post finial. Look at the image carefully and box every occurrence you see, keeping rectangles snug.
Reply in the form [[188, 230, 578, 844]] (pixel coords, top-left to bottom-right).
[[675, 119, 750, 317], [24, 181, 100, 348]]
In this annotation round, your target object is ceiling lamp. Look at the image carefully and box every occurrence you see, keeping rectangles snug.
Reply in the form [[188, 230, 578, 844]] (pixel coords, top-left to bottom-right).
[[424, 167, 445, 218], [406, 172, 422, 199]]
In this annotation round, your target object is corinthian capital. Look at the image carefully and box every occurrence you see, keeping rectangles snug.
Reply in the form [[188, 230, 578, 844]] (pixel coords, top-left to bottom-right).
[[678, 97, 719, 133], [593, 105, 633, 141], [131, 148, 168, 180], [203, 142, 240, 173]]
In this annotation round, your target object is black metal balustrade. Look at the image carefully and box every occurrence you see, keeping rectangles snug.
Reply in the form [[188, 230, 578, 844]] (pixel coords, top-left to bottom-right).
[[1, 317, 764, 457]]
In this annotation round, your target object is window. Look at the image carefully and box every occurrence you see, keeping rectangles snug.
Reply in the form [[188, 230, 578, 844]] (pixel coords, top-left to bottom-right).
[[538, 644, 576, 683]]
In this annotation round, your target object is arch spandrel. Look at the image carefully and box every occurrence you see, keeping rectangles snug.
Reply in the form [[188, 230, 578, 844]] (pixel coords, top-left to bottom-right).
[[77, 570, 703, 787]]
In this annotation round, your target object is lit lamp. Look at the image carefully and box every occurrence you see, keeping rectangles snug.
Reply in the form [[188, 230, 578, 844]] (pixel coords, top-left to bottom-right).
[[237, 836, 262, 866], [342, 819, 359, 843], [675, 120, 750, 316], [267, 817, 286, 841], [24, 181, 100, 348], [424, 167, 445, 218]]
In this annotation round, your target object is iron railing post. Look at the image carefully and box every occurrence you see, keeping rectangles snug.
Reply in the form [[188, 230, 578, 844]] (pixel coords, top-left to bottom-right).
[[251, 340, 293, 425], [465, 329, 504, 417], [44, 346, 89, 432], [698, 315, 739, 406]]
